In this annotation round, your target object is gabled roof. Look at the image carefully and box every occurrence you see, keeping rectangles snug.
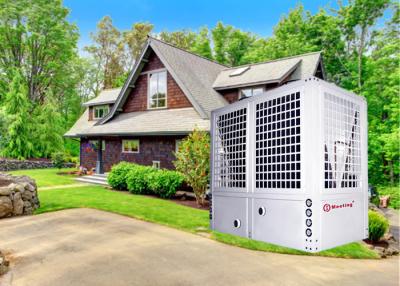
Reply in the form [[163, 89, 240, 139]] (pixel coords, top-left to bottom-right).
[[99, 37, 229, 124], [65, 107, 209, 137], [83, 88, 121, 106], [213, 52, 323, 90]]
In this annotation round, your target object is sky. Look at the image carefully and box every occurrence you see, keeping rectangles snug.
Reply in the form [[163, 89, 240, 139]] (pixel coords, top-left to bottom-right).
[[64, 0, 342, 51]]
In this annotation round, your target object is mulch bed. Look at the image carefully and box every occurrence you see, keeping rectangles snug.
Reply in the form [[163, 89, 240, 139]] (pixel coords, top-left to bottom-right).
[[171, 198, 210, 210]]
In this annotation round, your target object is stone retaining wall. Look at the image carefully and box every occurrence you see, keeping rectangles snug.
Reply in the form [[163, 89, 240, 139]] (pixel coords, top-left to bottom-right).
[[0, 159, 74, 171], [0, 173, 39, 218]]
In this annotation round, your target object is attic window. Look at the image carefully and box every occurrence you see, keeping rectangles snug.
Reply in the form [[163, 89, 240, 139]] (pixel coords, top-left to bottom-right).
[[229, 66, 250, 77]]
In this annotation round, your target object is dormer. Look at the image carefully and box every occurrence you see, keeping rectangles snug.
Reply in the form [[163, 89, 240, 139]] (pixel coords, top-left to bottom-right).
[[83, 88, 120, 121]]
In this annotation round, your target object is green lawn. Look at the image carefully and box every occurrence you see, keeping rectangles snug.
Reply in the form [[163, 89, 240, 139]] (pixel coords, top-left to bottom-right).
[[9, 168, 77, 187], [377, 186, 400, 209], [37, 185, 379, 259]]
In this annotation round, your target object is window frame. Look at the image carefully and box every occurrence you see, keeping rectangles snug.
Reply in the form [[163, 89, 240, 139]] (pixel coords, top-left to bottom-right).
[[93, 105, 110, 120], [121, 139, 140, 154], [152, 161, 161, 169], [147, 70, 168, 110], [175, 139, 182, 153], [89, 140, 105, 151], [239, 87, 264, 99]]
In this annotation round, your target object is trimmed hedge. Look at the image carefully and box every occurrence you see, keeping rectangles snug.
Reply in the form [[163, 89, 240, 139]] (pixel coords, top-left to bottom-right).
[[126, 165, 157, 194], [107, 162, 136, 190], [147, 170, 185, 199], [108, 162, 184, 198], [368, 210, 389, 242]]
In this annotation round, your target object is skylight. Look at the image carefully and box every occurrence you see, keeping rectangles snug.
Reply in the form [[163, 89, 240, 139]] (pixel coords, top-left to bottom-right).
[[229, 66, 250, 77]]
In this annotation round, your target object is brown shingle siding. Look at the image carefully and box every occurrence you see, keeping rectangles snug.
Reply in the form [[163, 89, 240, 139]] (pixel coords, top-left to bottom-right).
[[122, 52, 192, 113]]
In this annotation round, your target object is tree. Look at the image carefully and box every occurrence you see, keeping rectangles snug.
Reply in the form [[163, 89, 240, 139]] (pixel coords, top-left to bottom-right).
[[337, 0, 390, 92], [84, 16, 125, 89], [0, 0, 79, 104], [159, 30, 196, 50], [174, 129, 210, 206], [190, 27, 213, 59], [124, 22, 154, 70], [211, 22, 255, 66], [2, 71, 34, 160]]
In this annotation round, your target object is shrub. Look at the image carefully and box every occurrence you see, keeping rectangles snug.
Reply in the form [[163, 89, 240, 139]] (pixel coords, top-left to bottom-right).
[[368, 210, 389, 242], [147, 170, 185, 198], [51, 152, 66, 169], [126, 165, 157, 194], [107, 162, 136, 190], [174, 129, 210, 206]]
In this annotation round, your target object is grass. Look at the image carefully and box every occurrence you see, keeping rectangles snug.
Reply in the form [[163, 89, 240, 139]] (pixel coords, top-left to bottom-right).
[[37, 185, 379, 259], [377, 185, 400, 209], [9, 168, 77, 188]]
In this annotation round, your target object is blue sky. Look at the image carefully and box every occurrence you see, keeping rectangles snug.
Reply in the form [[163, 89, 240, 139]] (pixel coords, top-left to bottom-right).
[[63, 0, 346, 51]]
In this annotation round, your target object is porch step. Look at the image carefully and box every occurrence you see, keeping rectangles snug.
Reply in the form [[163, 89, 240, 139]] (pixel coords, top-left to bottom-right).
[[75, 174, 109, 186]]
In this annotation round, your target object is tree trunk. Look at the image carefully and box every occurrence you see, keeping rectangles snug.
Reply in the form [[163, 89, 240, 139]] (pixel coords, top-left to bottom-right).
[[358, 26, 367, 92]]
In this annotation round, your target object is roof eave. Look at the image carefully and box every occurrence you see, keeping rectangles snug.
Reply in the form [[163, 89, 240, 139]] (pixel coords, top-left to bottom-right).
[[83, 100, 116, 107], [75, 130, 202, 137], [213, 79, 280, 90]]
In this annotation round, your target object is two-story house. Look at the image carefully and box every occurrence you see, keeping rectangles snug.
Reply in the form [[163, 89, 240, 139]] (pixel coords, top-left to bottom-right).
[[65, 36, 325, 173]]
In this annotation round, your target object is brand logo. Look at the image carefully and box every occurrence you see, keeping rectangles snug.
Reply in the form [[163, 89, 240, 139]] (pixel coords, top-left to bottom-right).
[[323, 201, 354, 212]]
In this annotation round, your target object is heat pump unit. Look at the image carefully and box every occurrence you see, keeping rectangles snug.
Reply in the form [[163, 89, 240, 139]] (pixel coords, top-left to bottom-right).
[[210, 77, 368, 252]]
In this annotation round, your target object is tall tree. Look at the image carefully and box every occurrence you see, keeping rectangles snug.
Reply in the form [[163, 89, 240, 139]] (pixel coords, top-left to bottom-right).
[[0, 0, 79, 104], [363, 3, 399, 184], [159, 30, 196, 50], [211, 22, 255, 66], [1, 71, 34, 160], [337, 0, 390, 92], [85, 16, 124, 89], [190, 27, 213, 59], [124, 22, 154, 70]]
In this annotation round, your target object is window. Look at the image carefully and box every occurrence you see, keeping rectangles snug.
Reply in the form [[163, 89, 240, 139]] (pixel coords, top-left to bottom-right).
[[89, 140, 105, 151], [93, 105, 109, 119], [175, 139, 182, 153], [240, 87, 263, 99], [148, 71, 167, 109], [122, 140, 139, 153], [152, 161, 161, 169]]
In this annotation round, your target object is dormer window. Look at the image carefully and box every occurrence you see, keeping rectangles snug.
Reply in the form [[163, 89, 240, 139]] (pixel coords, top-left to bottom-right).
[[93, 105, 109, 119], [239, 87, 264, 99], [148, 70, 167, 109]]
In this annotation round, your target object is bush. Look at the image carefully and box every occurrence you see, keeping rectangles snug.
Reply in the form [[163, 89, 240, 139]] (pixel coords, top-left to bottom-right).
[[174, 129, 210, 206], [107, 162, 136, 190], [51, 152, 66, 169], [377, 186, 400, 209], [368, 210, 389, 242], [147, 170, 185, 198], [126, 165, 157, 194]]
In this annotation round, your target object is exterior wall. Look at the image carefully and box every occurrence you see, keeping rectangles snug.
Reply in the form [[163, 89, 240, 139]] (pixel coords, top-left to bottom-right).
[[122, 50, 192, 113], [217, 82, 282, 104], [80, 136, 184, 172]]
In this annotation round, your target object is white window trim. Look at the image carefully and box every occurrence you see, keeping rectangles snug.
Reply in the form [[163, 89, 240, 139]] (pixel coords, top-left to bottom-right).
[[152, 160, 161, 169], [122, 139, 140, 153], [93, 105, 110, 120], [147, 70, 168, 110], [239, 86, 264, 99], [175, 139, 182, 153]]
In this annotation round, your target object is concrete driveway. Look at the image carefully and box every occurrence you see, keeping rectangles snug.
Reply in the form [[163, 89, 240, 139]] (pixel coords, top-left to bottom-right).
[[0, 209, 398, 286]]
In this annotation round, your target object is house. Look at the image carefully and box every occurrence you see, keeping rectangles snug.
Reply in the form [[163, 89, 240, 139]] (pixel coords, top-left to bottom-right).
[[65, 36, 325, 173]]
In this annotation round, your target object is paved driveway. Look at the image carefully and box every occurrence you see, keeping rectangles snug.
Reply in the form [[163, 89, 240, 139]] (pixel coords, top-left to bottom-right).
[[0, 209, 398, 286]]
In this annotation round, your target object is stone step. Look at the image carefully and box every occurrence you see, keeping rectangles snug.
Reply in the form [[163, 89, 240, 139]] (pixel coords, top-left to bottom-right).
[[75, 176, 109, 186]]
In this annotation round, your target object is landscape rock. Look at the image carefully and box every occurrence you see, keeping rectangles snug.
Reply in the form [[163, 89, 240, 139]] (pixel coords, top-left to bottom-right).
[[0, 158, 74, 172], [0, 173, 39, 219], [0, 251, 9, 276]]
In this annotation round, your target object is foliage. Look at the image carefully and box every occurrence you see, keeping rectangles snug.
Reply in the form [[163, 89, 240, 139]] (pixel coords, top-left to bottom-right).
[[146, 170, 185, 198], [107, 162, 136, 190], [377, 186, 400, 209], [174, 129, 210, 206], [35, 184, 378, 258], [368, 210, 389, 242], [126, 164, 158, 194], [159, 30, 196, 50], [1, 71, 34, 160], [51, 152, 66, 169]]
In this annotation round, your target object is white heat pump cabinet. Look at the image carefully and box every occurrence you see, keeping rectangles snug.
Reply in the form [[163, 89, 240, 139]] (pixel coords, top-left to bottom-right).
[[210, 77, 368, 252]]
